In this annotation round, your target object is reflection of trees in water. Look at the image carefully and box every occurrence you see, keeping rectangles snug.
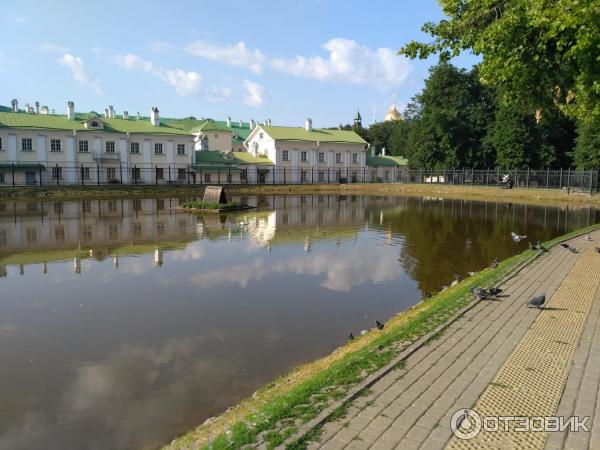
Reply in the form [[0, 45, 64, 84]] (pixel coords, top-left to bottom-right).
[[379, 197, 599, 295]]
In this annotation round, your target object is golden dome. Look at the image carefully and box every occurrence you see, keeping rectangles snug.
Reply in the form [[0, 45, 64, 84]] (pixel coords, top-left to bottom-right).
[[384, 103, 402, 122]]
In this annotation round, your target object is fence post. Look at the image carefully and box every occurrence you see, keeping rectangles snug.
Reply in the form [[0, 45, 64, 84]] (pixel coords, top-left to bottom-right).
[[597, 168, 600, 194], [168, 165, 172, 184], [496, 167, 500, 188], [56, 163, 59, 186], [119, 163, 123, 185], [199, 167, 202, 185], [39, 164, 43, 186], [134, 165, 138, 185], [272, 168, 275, 184], [471, 168, 474, 185], [566, 168, 571, 192], [559, 167, 563, 189], [217, 168, 220, 185], [187, 165, 191, 185], [97, 163, 100, 185], [462, 168, 465, 185], [589, 169, 594, 194], [546, 167, 550, 189], [81, 164, 85, 186], [486, 167, 489, 186], [514, 168, 518, 188], [283, 167, 286, 184], [11, 163, 15, 186], [526, 167, 530, 189]]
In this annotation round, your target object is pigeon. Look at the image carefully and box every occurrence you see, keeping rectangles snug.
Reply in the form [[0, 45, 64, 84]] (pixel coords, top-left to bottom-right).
[[471, 287, 490, 300], [560, 243, 570, 249], [424, 292, 432, 299], [511, 232, 527, 242], [468, 271, 477, 277], [376, 320, 385, 330], [348, 333, 354, 341], [567, 245, 578, 253], [527, 294, 546, 309], [490, 257, 500, 269], [454, 273, 464, 282], [530, 241, 548, 252], [489, 287, 503, 297], [585, 234, 592, 241]]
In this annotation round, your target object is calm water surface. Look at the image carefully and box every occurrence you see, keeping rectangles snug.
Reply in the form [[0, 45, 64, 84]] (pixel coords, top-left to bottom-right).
[[0, 195, 597, 450]]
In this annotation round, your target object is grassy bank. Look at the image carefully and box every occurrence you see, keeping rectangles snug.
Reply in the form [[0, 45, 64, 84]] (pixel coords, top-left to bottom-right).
[[164, 224, 600, 450], [1, 183, 599, 205]]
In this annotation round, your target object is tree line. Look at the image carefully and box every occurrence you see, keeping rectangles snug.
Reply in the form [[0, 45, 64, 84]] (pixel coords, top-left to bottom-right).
[[344, 0, 599, 170]]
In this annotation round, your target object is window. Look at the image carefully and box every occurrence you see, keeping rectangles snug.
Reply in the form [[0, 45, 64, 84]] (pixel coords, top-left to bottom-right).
[[26, 227, 37, 243], [155, 167, 164, 180], [21, 138, 33, 151], [200, 136, 209, 151], [81, 167, 90, 180], [79, 140, 89, 152], [352, 153, 358, 164], [107, 167, 116, 181], [131, 167, 141, 181], [133, 223, 142, 237], [259, 132, 264, 139], [240, 169, 247, 180], [154, 143, 163, 155], [352, 171, 358, 182], [52, 167, 62, 179], [91, 121, 99, 127], [106, 141, 115, 153], [108, 200, 117, 212], [384, 171, 390, 181], [0, 229, 7, 247], [54, 225, 65, 242], [177, 168, 186, 181], [335, 153, 342, 164], [50, 139, 61, 152], [81, 201, 91, 213], [157, 221, 166, 236], [157, 199, 164, 210], [177, 143, 185, 155], [318, 171, 325, 182], [301, 151, 307, 162], [301, 171, 307, 182], [227, 174, 233, 183], [282, 150, 289, 161], [318, 152, 325, 163], [130, 142, 140, 154], [82, 224, 93, 241], [133, 199, 142, 211], [204, 173, 211, 183], [108, 223, 118, 240], [0, 173, 4, 184], [335, 171, 341, 181]]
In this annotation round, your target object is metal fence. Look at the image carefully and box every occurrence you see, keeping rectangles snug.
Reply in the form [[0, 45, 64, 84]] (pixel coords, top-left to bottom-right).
[[0, 163, 598, 193]]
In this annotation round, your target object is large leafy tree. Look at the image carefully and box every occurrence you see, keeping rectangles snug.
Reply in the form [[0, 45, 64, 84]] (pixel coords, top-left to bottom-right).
[[399, 0, 600, 123], [572, 118, 600, 168]]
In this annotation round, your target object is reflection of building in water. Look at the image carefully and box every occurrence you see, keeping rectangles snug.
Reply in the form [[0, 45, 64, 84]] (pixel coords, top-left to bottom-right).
[[0, 198, 197, 275]]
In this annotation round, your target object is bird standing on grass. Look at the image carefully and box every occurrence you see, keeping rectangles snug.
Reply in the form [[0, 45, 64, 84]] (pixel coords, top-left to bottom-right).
[[348, 333, 354, 341], [454, 273, 463, 282], [471, 287, 490, 300], [490, 257, 500, 269], [527, 294, 546, 309], [376, 320, 385, 330]]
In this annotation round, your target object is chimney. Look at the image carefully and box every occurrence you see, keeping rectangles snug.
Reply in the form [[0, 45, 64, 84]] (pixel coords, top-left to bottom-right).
[[108, 105, 114, 118], [371, 145, 375, 157], [35, 101, 40, 114], [250, 119, 256, 129], [305, 117, 312, 132], [123, 111, 129, 120], [267, 118, 272, 126], [104, 108, 109, 118], [226, 116, 232, 127], [67, 101, 75, 120], [150, 107, 160, 126], [40, 105, 49, 114], [381, 147, 386, 156], [239, 120, 243, 128], [137, 112, 141, 120], [10, 99, 18, 112]]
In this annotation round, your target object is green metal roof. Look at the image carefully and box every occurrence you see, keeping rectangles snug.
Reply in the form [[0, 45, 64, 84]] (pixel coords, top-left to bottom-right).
[[366, 155, 408, 167], [0, 111, 191, 135], [0, 163, 46, 170], [194, 150, 273, 166], [192, 120, 232, 133], [260, 125, 367, 145]]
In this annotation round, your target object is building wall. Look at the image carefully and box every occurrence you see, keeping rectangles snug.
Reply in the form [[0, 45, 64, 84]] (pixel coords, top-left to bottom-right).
[[197, 130, 233, 152]]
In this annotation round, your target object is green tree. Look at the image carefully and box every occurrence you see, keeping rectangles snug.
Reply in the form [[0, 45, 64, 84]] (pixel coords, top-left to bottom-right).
[[572, 118, 600, 168], [399, 0, 600, 123]]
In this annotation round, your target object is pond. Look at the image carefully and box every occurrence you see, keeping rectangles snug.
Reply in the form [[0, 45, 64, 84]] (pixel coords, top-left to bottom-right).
[[0, 195, 597, 450]]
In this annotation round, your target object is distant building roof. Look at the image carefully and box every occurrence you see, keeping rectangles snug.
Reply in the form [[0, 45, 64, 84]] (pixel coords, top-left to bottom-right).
[[366, 155, 408, 167], [258, 125, 367, 145]]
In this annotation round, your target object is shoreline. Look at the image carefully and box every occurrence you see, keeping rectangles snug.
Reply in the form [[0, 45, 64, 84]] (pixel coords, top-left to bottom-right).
[[1, 183, 599, 206], [163, 223, 600, 450]]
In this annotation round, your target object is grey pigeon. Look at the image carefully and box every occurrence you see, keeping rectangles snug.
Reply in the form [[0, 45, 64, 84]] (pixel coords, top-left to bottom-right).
[[511, 232, 527, 242], [348, 333, 354, 341], [489, 287, 503, 297], [471, 287, 490, 300], [568, 245, 578, 253], [376, 320, 385, 330], [454, 273, 463, 282], [490, 257, 500, 269], [527, 294, 546, 309]]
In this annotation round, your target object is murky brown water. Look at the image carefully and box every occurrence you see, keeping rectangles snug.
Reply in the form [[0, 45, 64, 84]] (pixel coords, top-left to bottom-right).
[[0, 195, 597, 450]]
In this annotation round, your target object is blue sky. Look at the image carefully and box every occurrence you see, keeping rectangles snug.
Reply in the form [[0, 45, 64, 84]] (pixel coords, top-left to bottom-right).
[[0, 0, 478, 127]]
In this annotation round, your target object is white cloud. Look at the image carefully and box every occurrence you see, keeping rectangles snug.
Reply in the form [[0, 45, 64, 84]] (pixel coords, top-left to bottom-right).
[[115, 53, 202, 96], [242, 79, 266, 107], [185, 38, 411, 90], [57, 54, 103, 95], [148, 41, 173, 52], [205, 85, 233, 102], [39, 42, 68, 53], [271, 38, 411, 90], [185, 40, 266, 75]]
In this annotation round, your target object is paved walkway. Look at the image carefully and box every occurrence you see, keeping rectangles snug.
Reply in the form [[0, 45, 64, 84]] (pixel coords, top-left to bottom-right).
[[310, 231, 600, 450]]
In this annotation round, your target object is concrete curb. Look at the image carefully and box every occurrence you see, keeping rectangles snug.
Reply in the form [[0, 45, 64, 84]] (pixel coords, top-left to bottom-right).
[[276, 251, 542, 449]]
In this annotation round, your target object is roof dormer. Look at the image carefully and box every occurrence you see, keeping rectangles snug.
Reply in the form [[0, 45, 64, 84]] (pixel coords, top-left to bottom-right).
[[83, 116, 105, 129]]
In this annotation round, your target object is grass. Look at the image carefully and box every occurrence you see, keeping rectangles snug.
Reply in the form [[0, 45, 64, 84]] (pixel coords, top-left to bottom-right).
[[165, 250, 539, 450], [180, 200, 242, 211]]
